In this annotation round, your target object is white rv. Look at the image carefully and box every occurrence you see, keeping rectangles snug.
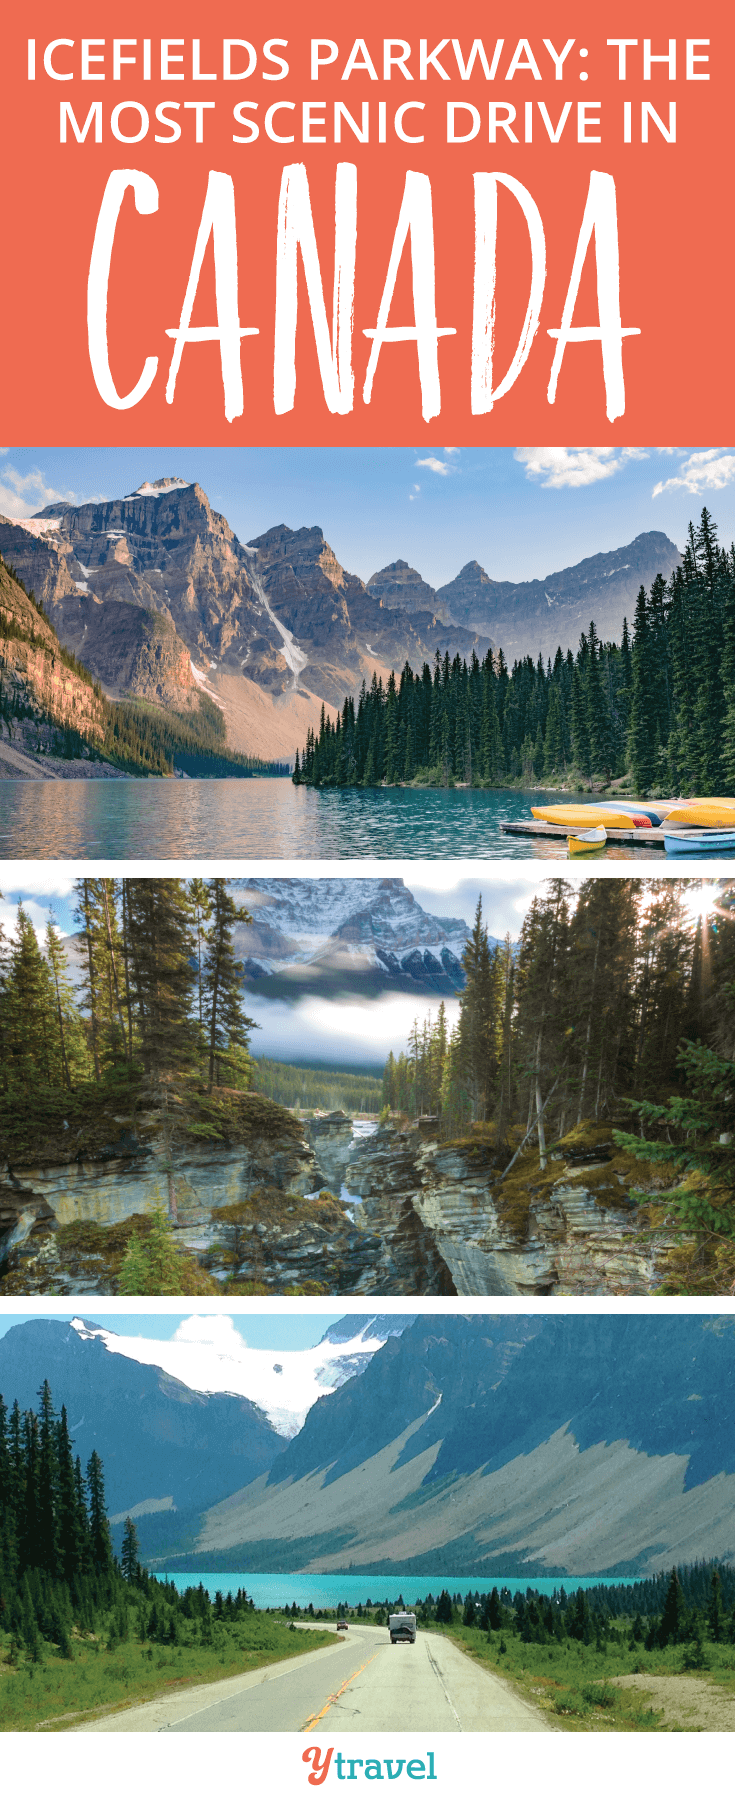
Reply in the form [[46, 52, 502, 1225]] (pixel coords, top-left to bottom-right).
[[389, 1611, 417, 1644]]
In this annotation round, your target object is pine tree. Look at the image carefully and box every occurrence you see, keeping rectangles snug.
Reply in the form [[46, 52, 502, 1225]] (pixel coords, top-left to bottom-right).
[[4, 904, 58, 1086], [628, 586, 657, 793], [56, 1405, 81, 1587], [456, 899, 504, 1122], [36, 1380, 59, 1575], [86, 1450, 114, 1579], [45, 915, 83, 1090], [121, 1516, 140, 1583], [658, 1569, 684, 1645], [188, 877, 213, 1034], [585, 621, 614, 778], [203, 880, 256, 1090], [124, 880, 198, 1079]]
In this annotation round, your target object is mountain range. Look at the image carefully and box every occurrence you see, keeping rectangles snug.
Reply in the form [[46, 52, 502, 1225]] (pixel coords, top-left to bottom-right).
[[62, 877, 473, 999], [0, 478, 681, 760], [228, 876, 471, 996], [369, 534, 682, 662], [3, 1314, 735, 1579]]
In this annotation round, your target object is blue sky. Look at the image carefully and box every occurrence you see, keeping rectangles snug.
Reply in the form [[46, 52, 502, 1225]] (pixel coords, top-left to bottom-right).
[[2, 446, 734, 591], [0, 1312, 344, 1350], [0, 862, 591, 943]]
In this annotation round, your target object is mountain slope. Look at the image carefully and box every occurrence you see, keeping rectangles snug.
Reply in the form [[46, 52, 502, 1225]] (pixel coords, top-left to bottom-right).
[[435, 532, 681, 660], [228, 876, 471, 993], [0, 553, 111, 774], [2, 487, 490, 758], [1, 485, 682, 757], [0, 1317, 283, 1518], [192, 1316, 735, 1576], [369, 535, 682, 663]]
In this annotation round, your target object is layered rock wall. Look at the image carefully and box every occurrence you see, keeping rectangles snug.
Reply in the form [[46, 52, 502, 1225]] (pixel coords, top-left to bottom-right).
[[346, 1126, 683, 1296]]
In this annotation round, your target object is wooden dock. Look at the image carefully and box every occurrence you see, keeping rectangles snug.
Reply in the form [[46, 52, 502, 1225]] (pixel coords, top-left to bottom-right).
[[501, 819, 666, 847]]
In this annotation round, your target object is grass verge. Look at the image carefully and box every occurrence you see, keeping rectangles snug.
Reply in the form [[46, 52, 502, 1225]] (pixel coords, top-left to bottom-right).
[[0, 1616, 333, 1732], [429, 1624, 735, 1731]]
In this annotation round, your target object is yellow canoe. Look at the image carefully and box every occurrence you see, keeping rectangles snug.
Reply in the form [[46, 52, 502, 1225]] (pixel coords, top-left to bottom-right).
[[567, 827, 607, 855], [531, 805, 648, 828], [664, 802, 735, 827]]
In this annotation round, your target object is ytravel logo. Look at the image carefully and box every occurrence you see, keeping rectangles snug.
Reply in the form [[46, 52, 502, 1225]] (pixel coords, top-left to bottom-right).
[[303, 1748, 438, 1783]]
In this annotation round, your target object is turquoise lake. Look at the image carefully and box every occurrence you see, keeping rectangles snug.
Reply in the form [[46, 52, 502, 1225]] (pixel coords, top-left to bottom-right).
[[0, 780, 673, 860], [163, 1573, 640, 1610]]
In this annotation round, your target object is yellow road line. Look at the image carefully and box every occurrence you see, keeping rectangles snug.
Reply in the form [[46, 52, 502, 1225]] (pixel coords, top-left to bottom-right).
[[302, 1653, 381, 1731]]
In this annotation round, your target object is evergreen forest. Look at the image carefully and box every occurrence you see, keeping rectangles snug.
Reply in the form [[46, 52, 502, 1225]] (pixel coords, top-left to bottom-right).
[[294, 509, 735, 796], [252, 1057, 381, 1114], [0, 876, 257, 1102], [382, 878, 735, 1278], [0, 876, 263, 1187], [3, 1377, 735, 1730], [0, 1378, 331, 1729]]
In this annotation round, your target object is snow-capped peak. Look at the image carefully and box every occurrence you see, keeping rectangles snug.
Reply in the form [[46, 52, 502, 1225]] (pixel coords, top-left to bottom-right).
[[125, 478, 193, 499], [69, 1314, 393, 1439]]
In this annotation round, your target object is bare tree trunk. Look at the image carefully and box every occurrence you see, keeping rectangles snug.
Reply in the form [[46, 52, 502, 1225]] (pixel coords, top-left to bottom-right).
[[120, 880, 136, 1062], [594, 1046, 604, 1120], [51, 964, 73, 1092], [534, 1028, 547, 1168], [102, 880, 128, 1060], [163, 1088, 177, 1221], [576, 935, 601, 1125], [81, 879, 101, 1081], [500, 1074, 563, 1182]]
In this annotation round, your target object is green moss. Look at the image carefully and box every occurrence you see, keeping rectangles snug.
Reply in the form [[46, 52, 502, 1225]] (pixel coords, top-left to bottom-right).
[[492, 1122, 672, 1240], [182, 1086, 306, 1148]]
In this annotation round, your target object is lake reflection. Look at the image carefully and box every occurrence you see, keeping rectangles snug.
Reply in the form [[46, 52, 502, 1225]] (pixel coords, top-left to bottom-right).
[[0, 780, 685, 861]]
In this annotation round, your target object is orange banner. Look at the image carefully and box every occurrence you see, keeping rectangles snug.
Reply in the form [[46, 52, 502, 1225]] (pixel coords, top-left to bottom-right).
[[2, 0, 730, 443]]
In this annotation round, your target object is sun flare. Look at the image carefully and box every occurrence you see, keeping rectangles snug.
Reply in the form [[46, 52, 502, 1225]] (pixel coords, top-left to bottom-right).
[[683, 883, 719, 924]]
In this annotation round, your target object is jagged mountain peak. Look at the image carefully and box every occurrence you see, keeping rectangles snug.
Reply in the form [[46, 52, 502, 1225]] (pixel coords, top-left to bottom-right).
[[227, 875, 470, 991], [127, 477, 194, 498]]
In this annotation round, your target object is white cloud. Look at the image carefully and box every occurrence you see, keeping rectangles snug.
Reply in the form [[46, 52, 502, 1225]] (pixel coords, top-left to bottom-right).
[[0, 461, 79, 520], [443, 447, 460, 456], [514, 446, 648, 488], [416, 456, 453, 476], [247, 991, 460, 1066], [652, 448, 735, 498], [0, 868, 78, 899], [0, 897, 58, 943]]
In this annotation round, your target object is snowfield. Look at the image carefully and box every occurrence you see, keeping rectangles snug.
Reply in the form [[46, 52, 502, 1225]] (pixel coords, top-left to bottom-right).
[[70, 1314, 396, 1438]]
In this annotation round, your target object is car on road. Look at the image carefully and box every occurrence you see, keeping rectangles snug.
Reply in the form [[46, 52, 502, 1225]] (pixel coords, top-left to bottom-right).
[[389, 1611, 417, 1644], [337, 1619, 348, 1631]]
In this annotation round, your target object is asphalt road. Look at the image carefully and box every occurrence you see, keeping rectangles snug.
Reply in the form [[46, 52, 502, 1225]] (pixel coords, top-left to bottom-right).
[[72, 1623, 552, 1733]]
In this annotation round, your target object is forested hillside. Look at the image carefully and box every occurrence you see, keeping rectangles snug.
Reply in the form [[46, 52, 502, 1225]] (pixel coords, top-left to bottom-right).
[[295, 509, 735, 796], [0, 554, 287, 778], [253, 1058, 381, 1113], [383, 878, 735, 1285]]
